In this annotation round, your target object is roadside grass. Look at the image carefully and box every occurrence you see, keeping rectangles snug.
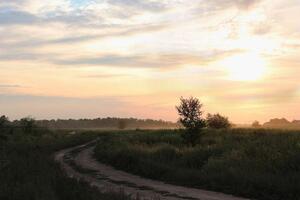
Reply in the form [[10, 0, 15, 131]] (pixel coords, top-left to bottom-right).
[[94, 129, 300, 200], [0, 128, 132, 200]]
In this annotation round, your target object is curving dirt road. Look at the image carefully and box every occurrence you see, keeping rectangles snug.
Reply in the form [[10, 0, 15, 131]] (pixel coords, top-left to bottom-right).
[[55, 141, 251, 200]]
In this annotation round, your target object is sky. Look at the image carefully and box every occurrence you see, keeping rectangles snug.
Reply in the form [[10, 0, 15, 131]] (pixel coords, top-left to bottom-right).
[[0, 0, 299, 123]]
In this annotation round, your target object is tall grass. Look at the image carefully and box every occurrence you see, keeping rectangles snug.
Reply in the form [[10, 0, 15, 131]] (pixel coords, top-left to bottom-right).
[[0, 128, 132, 200], [94, 129, 300, 200]]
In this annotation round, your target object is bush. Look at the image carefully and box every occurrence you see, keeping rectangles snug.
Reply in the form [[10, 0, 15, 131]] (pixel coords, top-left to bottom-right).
[[252, 121, 262, 128], [206, 113, 231, 129]]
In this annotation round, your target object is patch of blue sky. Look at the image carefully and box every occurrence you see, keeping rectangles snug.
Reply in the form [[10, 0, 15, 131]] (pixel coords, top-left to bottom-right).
[[70, 0, 95, 7]]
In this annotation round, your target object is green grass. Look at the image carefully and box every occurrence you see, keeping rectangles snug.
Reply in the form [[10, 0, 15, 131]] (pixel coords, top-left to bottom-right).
[[94, 129, 300, 200], [0, 128, 132, 200]]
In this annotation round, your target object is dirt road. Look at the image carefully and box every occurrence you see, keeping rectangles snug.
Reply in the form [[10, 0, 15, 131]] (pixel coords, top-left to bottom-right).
[[55, 141, 251, 200]]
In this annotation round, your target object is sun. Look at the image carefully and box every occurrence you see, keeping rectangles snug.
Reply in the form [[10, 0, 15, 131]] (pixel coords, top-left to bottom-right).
[[222, 53, 267, 81]]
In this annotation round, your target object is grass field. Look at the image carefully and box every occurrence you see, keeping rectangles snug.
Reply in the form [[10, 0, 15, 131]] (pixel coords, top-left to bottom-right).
[[94, 129, 300, 200], [2, 127, 300, 200], [0, 128, 132, 200]]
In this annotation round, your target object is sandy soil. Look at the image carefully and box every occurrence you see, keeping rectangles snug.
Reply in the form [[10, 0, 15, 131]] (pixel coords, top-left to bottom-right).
[[55, 141, 252, 200]]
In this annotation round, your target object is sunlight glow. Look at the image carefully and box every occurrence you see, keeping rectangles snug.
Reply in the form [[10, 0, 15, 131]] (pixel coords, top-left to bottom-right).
[[223, 53, 267, 81]]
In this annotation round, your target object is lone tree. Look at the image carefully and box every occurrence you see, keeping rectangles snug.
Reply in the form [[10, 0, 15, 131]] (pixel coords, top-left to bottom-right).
[[206, 113, 231, 129], [176, 97, 206, 145]]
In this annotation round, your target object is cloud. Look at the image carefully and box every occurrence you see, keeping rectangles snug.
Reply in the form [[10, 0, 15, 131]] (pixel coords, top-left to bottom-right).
[[54, 54, 200, 69], [0, 8, 38, 25], [0, 24, 167, 51], [0, 0, 25, 8], [0, 49, 62, 62], [0, 23, 170, 66], [0, 42, 240, 71], [235, 0, 262, 9], [45, 10, 93, 25], [252, 22, 272, 35], [47, 24, 167, 44], [204, 0, 262, 11], [55, 54, 160, 68], [0, 4, 97, 27], [53, 50, 241, 69], [0, 52, 45, 61], [108, 0, 167, 12], [81, 73, 134, 79], [0, 84, 22, 88], [0, 0, 170, 28]]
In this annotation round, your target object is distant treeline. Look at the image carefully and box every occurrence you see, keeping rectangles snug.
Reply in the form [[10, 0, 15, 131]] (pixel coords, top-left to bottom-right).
[[252, 118, 300, 129], [263, 118, 300, 129], [34, 117, 180, 130]]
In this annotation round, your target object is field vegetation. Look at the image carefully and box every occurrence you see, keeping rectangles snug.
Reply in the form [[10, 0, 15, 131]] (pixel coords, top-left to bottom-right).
[[94, 129, 300, 200], [2, 108, 300, 200], [0, 120, 132, 200]]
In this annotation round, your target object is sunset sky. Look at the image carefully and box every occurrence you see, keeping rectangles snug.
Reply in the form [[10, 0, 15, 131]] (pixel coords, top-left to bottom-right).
[[0, 0, 299, 123]]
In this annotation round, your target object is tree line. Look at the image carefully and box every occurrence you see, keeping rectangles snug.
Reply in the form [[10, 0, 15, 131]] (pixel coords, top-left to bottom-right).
[[0, 116, 180, 131]]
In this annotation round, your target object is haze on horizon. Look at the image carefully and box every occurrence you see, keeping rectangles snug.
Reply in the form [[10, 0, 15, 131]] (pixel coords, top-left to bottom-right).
[[0, 0, 299, 124]]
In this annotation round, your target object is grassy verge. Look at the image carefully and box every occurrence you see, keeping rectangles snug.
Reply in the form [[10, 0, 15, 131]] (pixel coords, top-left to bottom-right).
[[94, 129, 300, 200], [0, 128, 131, 200]]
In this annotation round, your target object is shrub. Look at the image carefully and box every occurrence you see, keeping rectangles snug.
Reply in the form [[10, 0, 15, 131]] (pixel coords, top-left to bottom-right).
[[252, 121, 261, 128], [206, 113, 231, 129]]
